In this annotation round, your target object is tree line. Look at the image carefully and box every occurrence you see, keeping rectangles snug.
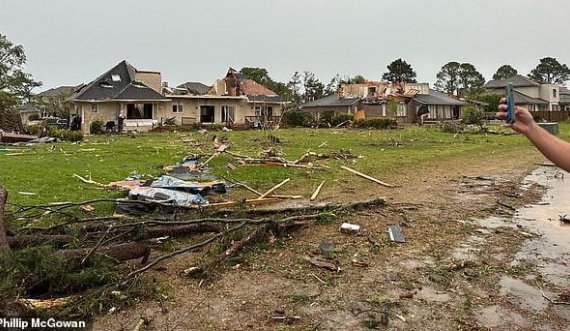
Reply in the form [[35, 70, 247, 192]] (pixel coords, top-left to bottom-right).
[[2, 32, 570, 118]]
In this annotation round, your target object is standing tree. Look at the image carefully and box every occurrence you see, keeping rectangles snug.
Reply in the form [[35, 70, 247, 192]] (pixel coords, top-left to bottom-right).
[[302, 71, 324, 103], [382, 58, 417, 83], [324, 74, 341, 96], [349, 75, 366, 84], [492, 65, 518, 80], [0, 34, 41, 130], [287, 71, 302, 107], [435, 62, 484, 96], [528, 57, 570, 85]]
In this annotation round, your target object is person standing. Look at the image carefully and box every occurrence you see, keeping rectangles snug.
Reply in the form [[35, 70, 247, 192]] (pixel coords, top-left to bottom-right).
[[117, 111, 126, 134]]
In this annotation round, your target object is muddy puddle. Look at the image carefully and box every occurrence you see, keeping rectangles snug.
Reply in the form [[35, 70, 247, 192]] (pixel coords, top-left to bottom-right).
[[462, 166, 570, 328], [514, 166, 570, 287]]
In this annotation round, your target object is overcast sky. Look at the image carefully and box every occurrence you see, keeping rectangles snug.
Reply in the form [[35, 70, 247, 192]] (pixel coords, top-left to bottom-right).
[[1, 0, 569, 91]]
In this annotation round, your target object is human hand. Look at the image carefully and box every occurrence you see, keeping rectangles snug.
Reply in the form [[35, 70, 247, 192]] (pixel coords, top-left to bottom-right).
[[496, 98, 537, 135]]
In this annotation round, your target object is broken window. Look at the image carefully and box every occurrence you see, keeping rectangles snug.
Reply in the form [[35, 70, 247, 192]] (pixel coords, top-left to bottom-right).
[[111, 74, 121, 82], [222, 105, 235, 123], [99, 81, 113, 88], [200, 105, 215, 123], [91, 104, 97, 113]]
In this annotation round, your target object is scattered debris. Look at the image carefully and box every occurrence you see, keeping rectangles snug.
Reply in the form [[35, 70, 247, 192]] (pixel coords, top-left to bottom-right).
[[341, 166, 395, 188], [307, 256, 341, 272], [558, 214, 570, 224], [80, 204, 95, 213], [310, 180, 326, 201], [339, 222, 361, 234], [258, 178, 291, 199], [318, 241, 335, 253], [388, 225, 405, 243]]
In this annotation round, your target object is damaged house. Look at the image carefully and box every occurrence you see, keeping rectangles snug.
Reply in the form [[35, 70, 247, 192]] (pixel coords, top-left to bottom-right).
[[67, 60, 170, 133], [301, 81, 464, 124], [161, 68, 288, 128]]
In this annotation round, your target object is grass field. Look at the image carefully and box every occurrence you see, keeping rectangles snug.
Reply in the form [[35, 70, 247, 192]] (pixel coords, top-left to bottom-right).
[[1, 123, 566, 206]]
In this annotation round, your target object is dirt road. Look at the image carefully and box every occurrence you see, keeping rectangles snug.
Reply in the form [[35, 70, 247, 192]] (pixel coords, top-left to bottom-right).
[[93, 153, 570, 330]]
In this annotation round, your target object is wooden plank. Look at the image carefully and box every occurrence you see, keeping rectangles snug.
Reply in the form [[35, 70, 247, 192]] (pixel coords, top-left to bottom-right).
[[340, 166, 395, 188], [258, 178, 291, 199], [310, 180, 326, 201]]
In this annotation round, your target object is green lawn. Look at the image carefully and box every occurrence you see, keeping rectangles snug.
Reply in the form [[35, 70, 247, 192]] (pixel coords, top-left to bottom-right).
[[1, 123, 567, 206]]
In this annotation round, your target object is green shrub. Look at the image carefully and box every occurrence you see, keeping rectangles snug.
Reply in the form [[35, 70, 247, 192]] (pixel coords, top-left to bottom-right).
[[26, 124, 40, 135], [282, 111, 315, 127], [330, 113, 354, 126], [46, 127, 84, 141], [89, 120, 104, 134], [354, 118, 398, 129], [461, 105, 485, 126]]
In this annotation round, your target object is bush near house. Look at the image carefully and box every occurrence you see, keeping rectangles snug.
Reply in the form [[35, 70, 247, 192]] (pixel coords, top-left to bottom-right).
[[25, 124, 40, 135], [48, 127, 84, 142], [90, 121, 104, 135], [461, 105, 485, 126], [329, 114, 354, 126], [282, 111, 315, 127], [354, 118, 398, 129]]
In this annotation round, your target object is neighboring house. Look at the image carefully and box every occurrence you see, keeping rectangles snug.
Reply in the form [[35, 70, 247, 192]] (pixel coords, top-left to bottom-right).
[[559, 86, 570, 111], [206, 68, 287, 127], [20, 85, 81, 125], [483, 74, 559, 111], [68, 60, 169, 133], [301, 81, 464, 123]]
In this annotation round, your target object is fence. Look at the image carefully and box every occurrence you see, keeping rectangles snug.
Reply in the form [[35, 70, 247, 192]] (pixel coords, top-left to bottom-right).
[[532, 111, 570, 122]]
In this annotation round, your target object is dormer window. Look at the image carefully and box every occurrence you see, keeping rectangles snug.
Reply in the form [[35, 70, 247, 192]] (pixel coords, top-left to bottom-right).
[[111, 74, 121, 82]]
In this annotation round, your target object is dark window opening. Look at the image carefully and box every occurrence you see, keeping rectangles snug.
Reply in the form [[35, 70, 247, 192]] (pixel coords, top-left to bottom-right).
[[126, 103, 153, 119], [200, 105, 215, 123]]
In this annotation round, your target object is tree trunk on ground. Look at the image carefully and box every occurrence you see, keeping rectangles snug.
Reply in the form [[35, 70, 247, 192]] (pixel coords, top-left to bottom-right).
[[0, 186, 10, 252], [56, 241, 151, 266]]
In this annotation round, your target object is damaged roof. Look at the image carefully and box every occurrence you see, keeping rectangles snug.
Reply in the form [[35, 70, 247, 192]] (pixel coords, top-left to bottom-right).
[[37, 85, 82, 97], [71, 60, 167, 102], [301, 94, 360, 108], [177, 82, 211, 95], [484, 74, 540, 88], [412, 89, 465, 106], [213, 67, 284, 102]]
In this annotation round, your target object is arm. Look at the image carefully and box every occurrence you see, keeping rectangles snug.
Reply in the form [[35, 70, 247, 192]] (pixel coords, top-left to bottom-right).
[[498, 101, 570, 172]]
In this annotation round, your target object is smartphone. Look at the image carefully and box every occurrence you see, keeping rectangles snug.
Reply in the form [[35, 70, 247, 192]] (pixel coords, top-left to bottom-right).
[[506, 82, 515, 124]]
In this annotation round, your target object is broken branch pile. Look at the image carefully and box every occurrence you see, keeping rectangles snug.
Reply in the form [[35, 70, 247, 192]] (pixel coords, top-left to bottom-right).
[[1, 190, 385, 317]]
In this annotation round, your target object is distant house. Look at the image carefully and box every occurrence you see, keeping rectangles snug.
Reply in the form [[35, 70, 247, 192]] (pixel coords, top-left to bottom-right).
[[301, 81, 464, 123], [483, 74, 559, 111], [558, 86, 570, 111], [163, 68, 287, 128], [68, 60, 169, 133], [20, 85, 81, 125]]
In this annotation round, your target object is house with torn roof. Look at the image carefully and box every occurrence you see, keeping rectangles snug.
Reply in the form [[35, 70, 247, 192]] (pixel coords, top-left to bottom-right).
[[301, 81, 464, 123], [163, 68, 287, 128], [68, 60, 170, 133], [483, 75, 559, 111]]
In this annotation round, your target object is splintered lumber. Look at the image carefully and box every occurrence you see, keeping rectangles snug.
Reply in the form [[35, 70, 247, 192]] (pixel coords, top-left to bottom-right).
[[20, 297, 70, 310], [310, 180, 326, 201], [72, 174, 107, 188], [340, 166, 395, 188], [0, 186, 9, 252], [258, 178, 291, 199]]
